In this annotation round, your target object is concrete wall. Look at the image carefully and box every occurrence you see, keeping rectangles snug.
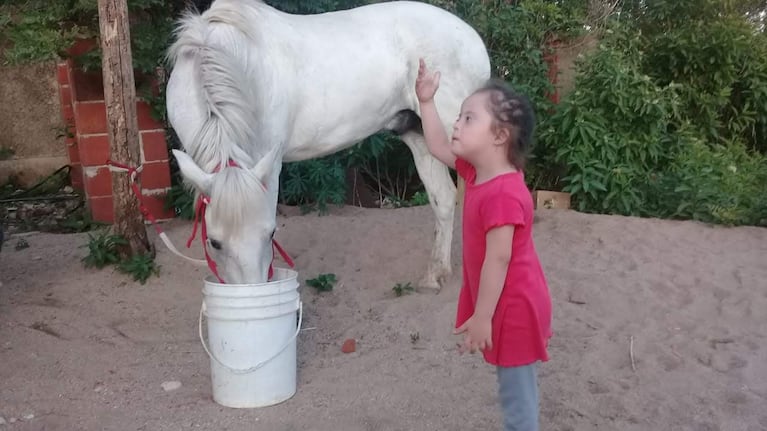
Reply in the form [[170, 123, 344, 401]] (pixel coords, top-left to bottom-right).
[[0, 61, 67, 187]]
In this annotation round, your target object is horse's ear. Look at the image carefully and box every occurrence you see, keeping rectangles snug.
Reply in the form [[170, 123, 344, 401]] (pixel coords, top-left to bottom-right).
[[251, 146, 282, 187], [172, 149, 212, 194]]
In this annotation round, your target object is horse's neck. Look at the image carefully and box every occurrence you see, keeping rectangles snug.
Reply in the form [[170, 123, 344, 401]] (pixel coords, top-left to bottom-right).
[[200, 4, 290, 163]]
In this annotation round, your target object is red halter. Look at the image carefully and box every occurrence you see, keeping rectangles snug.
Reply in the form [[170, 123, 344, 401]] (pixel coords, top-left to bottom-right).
[[185, 160, 294, 284]]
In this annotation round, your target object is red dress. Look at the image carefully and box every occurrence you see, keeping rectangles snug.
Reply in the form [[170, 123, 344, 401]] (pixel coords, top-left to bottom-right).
[[455, 158, 552, 367]]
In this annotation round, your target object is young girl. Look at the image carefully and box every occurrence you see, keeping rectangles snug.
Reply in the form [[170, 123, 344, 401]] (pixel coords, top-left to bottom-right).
[[415, 59, 552, 431]]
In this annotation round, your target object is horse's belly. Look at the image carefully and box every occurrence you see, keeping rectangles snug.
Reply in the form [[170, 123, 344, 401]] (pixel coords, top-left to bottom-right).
[[284, 104, 397, 162]]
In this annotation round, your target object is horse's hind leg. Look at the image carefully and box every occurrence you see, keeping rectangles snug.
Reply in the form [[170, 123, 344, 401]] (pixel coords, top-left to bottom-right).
[[400, 131, 455, 292]]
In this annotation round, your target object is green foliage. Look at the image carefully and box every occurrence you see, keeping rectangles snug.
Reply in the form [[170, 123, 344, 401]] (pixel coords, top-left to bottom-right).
[[0, 10, 12, 30], [388, 190, 430, 208], [0, 1, 83, 65], [630, 0, 767, 154], [0, 147, 14, 160], [58, 211, 103, 233], [650, 140, 767, 226], [1, 0, 174, 75], [345, 132, 423, 205], [454, 0, 582, 114], [165, 183, 195, 220], [306, 273, 337, 292], [118, 253, 160, 284], [544, 34, 683, 214], [14, 238, 29, 251], [546, 1, 767, 226], [81, 231, 127, 269], [279, 132, 425, 214], [280, 157, 346, 214], [410, 190, 429, 206], [81, 230, 161, 283], [127, 16, 174, 74]]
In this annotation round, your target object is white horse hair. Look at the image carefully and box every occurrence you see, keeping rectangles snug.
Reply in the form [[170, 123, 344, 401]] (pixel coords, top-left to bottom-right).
[[167, 0, 490, 288]]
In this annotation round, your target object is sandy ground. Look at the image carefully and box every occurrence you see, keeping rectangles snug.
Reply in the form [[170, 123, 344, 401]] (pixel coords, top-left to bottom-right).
[[1, 205, 766, 431]]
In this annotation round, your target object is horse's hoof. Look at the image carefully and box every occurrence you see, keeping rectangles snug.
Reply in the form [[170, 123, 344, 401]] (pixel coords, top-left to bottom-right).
[[415, 284, 441, 295], [416, 276, 442, 294]]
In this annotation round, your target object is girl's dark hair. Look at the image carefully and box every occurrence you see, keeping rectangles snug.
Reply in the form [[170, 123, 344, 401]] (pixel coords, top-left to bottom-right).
[[474, 79, 536, 171]]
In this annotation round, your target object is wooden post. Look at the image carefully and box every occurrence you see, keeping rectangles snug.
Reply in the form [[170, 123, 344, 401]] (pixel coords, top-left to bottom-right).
[[97, 0, 151, 257]]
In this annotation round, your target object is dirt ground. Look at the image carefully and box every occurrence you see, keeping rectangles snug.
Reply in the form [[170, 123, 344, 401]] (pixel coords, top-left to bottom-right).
[[1, 206, 766, 431]]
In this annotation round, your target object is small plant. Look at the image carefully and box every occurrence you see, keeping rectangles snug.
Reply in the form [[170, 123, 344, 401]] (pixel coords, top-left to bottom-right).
[[15, 238, 29, 251], [118, 254, 160, 285], [392, 282, 415, 297], [410, 332, 420, 344], [306, 273, 337, 292], [80, 230, 161, 284], [0, 147, 14, 160], [54, 124, 75, 140], [81, 231, 127, 269], [409, 191, 429, 206], [58, 211, 103, 233]]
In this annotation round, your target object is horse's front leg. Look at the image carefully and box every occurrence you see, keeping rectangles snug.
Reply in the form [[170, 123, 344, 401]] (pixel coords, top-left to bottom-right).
[[401, 131, 455, 292]]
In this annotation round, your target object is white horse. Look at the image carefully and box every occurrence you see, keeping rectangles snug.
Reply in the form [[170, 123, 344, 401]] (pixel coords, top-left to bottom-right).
[[166, 0, 490, 289]]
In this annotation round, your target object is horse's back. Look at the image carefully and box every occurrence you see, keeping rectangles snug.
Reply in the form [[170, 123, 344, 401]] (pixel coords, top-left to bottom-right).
[[169, 0, 491, 160], [301, 1, 489, 78]]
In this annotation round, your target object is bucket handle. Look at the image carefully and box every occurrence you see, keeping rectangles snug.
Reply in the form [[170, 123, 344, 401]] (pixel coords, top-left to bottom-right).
[[198, 301, 303, 375]]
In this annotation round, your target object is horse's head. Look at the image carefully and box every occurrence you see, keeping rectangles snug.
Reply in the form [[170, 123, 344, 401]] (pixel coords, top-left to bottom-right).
[[172, 148, 281, 284]]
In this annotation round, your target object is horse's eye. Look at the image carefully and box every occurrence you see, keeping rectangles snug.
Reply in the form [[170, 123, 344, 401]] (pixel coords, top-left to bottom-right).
[[209, 239, 222, 250], [270, 229, 276, 239]]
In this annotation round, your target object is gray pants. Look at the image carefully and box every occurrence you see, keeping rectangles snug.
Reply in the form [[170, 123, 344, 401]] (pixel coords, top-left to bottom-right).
[[497, 363, 539, 431]]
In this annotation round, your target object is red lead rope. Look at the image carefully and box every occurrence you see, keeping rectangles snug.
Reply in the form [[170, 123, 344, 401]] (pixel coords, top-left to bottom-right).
[[105, 161, 162, 234], [106, 158, 294, 284]]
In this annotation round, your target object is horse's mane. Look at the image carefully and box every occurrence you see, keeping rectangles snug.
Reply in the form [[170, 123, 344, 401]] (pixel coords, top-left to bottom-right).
[[167, 0, 267, 173], [168, 1, 275, 232]]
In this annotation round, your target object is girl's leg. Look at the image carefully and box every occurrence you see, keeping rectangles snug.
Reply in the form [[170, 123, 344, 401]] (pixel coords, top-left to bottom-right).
[[497, 363, 539, 431]]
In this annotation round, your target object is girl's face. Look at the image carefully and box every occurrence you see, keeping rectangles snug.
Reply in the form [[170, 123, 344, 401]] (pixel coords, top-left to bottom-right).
[[450, 92, 501, 162]]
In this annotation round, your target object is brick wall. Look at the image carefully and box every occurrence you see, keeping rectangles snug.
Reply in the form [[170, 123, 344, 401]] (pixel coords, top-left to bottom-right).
[[56, 58, 174, 223]]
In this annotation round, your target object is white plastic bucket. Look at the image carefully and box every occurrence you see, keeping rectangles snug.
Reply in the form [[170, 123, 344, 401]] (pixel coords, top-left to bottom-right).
[[199, 267, 302, 408]]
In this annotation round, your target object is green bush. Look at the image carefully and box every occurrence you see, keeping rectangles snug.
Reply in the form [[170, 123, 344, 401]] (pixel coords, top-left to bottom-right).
[[547, 1, 767, 226], [1, 0, 176, 75], [0, 1, 83, 65], [652, 139, 767, 226], [632, 0, 767, 154], [543, 32, 683, 215], [280, 156, 347, 214], [278, 131, 425, 213]]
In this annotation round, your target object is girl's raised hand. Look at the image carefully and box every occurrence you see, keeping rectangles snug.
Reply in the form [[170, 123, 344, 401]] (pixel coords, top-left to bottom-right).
[[416, 58, 441, 103]]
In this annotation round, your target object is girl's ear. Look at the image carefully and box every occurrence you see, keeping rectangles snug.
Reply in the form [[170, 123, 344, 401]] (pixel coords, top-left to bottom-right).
[[493, 125, 512, 147]]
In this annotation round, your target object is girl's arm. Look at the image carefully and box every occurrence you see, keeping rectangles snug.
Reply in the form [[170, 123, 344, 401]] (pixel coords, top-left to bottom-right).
[[455, 224, 515, 352], [418, 101, 456, 169], [415, 59, 456, 169], [475, 225, 514, 321]]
